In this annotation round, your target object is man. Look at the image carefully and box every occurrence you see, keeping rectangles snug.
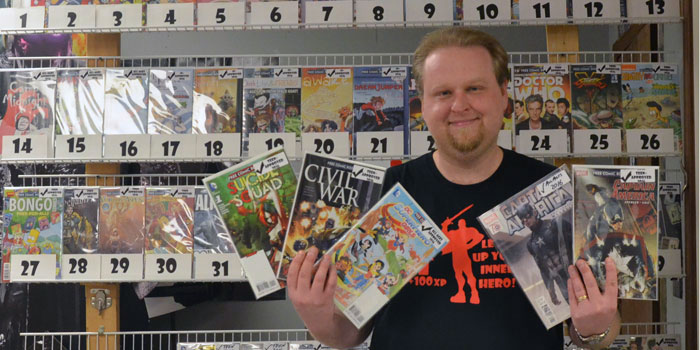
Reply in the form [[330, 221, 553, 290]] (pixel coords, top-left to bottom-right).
[[287, 28, 620, 350], [544, 99, 560, 125], [557, 98, 572, 125], [515, 94, 560, 134]]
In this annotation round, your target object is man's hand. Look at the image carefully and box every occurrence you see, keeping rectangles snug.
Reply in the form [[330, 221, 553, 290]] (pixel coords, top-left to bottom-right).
[[288, 247, 337, 335], [567, 257, 619, 339]]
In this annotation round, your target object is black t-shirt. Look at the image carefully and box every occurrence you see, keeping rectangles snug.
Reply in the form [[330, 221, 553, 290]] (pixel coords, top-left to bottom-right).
[[370, 148, 562, 350]]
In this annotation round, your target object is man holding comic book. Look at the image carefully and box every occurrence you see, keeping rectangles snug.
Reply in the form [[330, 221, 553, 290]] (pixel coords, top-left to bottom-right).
[[287, 28, 621, 349]]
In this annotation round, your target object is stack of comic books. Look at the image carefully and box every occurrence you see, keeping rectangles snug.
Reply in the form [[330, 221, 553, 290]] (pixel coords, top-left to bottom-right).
[[104, 69, 149, 135], [564, 334, 680, 350], [193, 187, 236, 254], [55, 69, 105, 135], [148, 69, 194, 135], [144, 187, 194, 254], [98, 187, 145, 254], [193, 69, 243, 134], [177, 344, 237, 350]]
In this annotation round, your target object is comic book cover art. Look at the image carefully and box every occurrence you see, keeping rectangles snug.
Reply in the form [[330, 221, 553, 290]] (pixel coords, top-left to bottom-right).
[[564, 334, 681, 350], [177, 344, 238, 350], [301, 67, 353, 133], [407, 77, 426, 131], [513, 65, 570, 135], [477, 166, 573, 329], [573, 165, 659, 300], [55, 69, 104, 135], [511, 0, 519, 19], [453, 0, 462, 20], [570, 64, 623, 130], [193, 69, 242, 134], [277, 153, 385, 279], [148, 69, 194, 134], [48, 0, 91, 5], [352, 66, 408, 133], [658, 182, 682, 244], [327, 183, 448, 328], [203, 147, 297, 298], [243, 68, 301, 138], [62, 187, 99, 254], [145, 187, 194, 254], [98, 187, 145, 254], [193, 187, 235, 253], [104, 69, 149, 135], [545, 65, 572, 136]]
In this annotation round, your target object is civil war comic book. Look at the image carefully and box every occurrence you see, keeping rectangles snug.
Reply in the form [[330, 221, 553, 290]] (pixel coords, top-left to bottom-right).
[[193, 69, 243, 134], [98, 187, 145, 254], [193, 187, 235, 254], [327, 183, 448, 328], [243, 68, 301, 138], [277, 152, 385, 279], [104, 69, 149, 135], [148, 69, 194, 134], [570, 64, 623, 130], [477, 166, 573, 329], [145, 187, 194, 254], [62, 187, 99, 254], [573, 165, 659, 300], [203, 147, 297, 298], [301, 67, 353, 133], [55, 69, 105, 135]]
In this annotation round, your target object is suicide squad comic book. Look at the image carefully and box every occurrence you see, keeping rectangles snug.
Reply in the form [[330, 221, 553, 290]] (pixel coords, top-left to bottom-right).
[[145, 187, 194, 254], [62, 187, 99, 254], [148, 69, 194, 134], [193, 69, 243, 134], [98, 187, 145, 254], [104, 69, 149, 134], [55, 69, 105, 135]]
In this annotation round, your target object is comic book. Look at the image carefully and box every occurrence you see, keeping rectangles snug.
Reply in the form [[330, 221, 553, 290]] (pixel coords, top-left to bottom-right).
[[570, 64, 623, 130], [55, 69, 105, 135], [145, 187, 194, 254], [193, 187, 235, 253], [177, 344, 238, 350], [659, 182, 682, 243], [98, 187, 145, 254], [193, 69, 243, 134], [148, 69, 194, 134], [289, 340, 371, 350], [513, 65, 570, 135], [1, 211, 12, 282], [277, 152, 385, 279], [243, 68, 301, 138], [407, 77, 426, 131], [573, 165, 659, 300], [564, 334, 681, 350], [62, 187, 99, 254], [327, 183, 448, 328], [453, 0, 462, 20], [301, 67, 353, 133], [104, 69, 149, 135], [203, 147, 297, 298], [477, 166, 573, 329]]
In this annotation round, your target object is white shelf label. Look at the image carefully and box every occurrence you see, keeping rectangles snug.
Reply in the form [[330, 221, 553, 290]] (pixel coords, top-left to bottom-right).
[[356, 131, 404, 157], [144, 254, 192, 281], [2, 135, 50, 160], [516, 129, 568, 156], [301, 132, 350, 157], [462, 0, 511, 21], [519, 0, 567, 20], [149, 134, 197, 160], [10, 254, 56, 282], [96, 4, 143, 29], [61, 254, 101, 281], [55, 135, 103, 160], [628, 0, 679, 18], [625, 128, 676, 155], [194, 253, 243, 281], [497, 129, 513, 149], [48, 5, 96, 29], [100, 254, 143, 281], [197, 2, 245, 27], [103, 134, 151, 160], [304, 0, 353, 25], [248, 132, 296, 158], [250, 1, 299, 25], [405, 0, 452, 23], [355, 0, 404, 24], [0, 8, 45, 29], [572, 0, 621, 20], [147, 3, 194, 28], [196, 133, 241, 159], [410, 131, 436, 156], [573, 129, 622, 155]]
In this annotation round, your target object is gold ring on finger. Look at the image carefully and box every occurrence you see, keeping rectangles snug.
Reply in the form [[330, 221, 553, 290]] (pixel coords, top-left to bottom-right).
[[577, 295, 589, 302]]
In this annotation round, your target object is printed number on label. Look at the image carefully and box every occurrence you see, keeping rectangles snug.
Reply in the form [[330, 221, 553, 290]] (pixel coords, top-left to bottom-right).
[[265, 138, 284, 150], [204, 140, 223, 156], [423, 3, 436, 18], [67, 137, 86, 153], [530, 135, 551, 151], [110, 257, 129, 273], [270, 6, 281, 22], [20, 260, 39, 276], [156, 258, 177, 274], [12, 138, 32, 153], [161, 141, 180, 156], [19, 13, 27, 27], [645, 0, 665, 15], [477, 3, 498, 19], [212, 261, 229, 277], [370, 137, 388, 153], [372, 6, 384, 21], [321, 6, 333, 21], [641, 134, 660, 150], [165, 9, 176, 24], [532, 2, 551, 18], [313, 139, 335, 154], [215, 8, 225, 23], [120, 141, 138, 157], [589, 134, 609, 150], [427, 135, 436, 151], [67, 12, 77, 27], [68, 258, 88, 274], [113, 11, 122, 26], [584, 1, 603, 17]]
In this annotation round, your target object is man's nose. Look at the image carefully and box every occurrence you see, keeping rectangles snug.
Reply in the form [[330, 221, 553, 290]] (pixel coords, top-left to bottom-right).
[[451, 91, 471, 112]]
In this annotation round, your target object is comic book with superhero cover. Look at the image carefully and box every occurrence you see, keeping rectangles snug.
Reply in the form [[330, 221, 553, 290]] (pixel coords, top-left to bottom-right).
[[98, 187, 145, 254], [326, 183, 448, 328], [301, 67, 353, 134], [573, 165, 659, 300], [570, 64, 623, 130], [243, 68, 301, 139], [55, 69, 104, 135], [659, 182, 682, 244], [193, 69, 243, 134], [145, 187, 194, 254], [62, 187, 99, 254], [104, 69, 149, 134], [513, 64, 570, 136], [477, 166, 573, 329], [1, 212, 11, 282], [193, 187, 235, 253], [277, 152, 385, 279], [203, 147, 297, 298], [148, 69, 194, 134]]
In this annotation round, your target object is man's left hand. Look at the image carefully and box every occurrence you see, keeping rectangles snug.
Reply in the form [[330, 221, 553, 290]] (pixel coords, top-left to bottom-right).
[[567, 257, 618, 337]]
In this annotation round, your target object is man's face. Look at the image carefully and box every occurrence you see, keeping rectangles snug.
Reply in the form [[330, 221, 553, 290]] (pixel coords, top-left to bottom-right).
[[545, 101, 555, 115], [526, 101, 543, 122], [421, 46, 507, 156], [514, 102, 523, 116], [557, 102, 568, 116]]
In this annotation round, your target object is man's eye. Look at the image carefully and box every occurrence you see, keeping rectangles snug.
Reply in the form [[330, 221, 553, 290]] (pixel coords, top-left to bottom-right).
[[439, 91, 451, 96]]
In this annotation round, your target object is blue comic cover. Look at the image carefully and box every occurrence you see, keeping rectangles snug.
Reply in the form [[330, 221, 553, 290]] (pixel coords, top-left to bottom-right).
[[193, 187, 235, 254], [148, 69, 194, 134], [327, 183, 448, 328]]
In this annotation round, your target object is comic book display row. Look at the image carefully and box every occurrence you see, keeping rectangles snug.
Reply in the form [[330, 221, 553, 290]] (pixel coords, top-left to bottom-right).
[[0, 62, 682, 161], [2, 146, 683, 331], [178, 339, 370, 350]]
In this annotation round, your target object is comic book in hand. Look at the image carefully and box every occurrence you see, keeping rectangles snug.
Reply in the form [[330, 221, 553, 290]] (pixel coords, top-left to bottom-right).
[[194, 187, 236, 253], [98, 187, 145, 254], [193, 69, 243, 134], [326, 183, 448, 328], [145, 187, 194, 254], [148, 69, 194, 134], [573, 165, 659, 300], [277, 152, 385, 279], [477, 166, 573, 329], [203, 146, 297, 299], [55, 69, 105, 135], [104, 69, 149, 135], [62, 187, 99, 254]]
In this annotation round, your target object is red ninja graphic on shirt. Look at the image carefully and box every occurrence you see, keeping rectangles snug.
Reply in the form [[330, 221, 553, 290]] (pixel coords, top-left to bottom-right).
[[440, 205, 484, 304]]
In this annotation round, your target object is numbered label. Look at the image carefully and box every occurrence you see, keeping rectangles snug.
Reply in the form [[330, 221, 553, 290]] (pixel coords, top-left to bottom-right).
[[248, 132, 296, 158], [10, 255, 56, 281], [150, 135, 196, 160], [103, 135, 151, 160], [572, 0, 621, 19], [626, 129, 675, 154], [2, 135, 50, 159], [410, 131, 436, 156], [497, 130, 513, 150], [250, 1, 299, 25], [519, 0, 567, 20], [463, 0, 510, 21], [0, 8, 45, 29], [405, 0, 452, 23], [145, 254, 192, 281], [573, 129, 622, 155], [61, 254, 101, 281], [301, 132, 350, 157], [355, 0, 404, 24], [196, 133, 241, 159], [194, 253, 243, 281], [629, 0, 679, 18], [100, 254, 143, 281], [304, 0, 353, 25], [147, 3, 194, 28], [96, 4, 143, 29], [197, 2, 245, 26], [356, 131, 404, 157], [516, 129, 568, 156], [55, 135, 103, 160], [48, 5, 96, 29]]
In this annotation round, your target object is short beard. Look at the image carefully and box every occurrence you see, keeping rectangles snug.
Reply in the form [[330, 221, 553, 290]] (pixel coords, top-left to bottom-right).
[[447, 126, 484, 153]]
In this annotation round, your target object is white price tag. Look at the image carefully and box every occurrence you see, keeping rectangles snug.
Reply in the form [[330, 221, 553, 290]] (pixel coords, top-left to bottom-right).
[[355, 0, 404, 24], [572, 0, 621, 20], [149, 134, 196, 160], [628, 0, 679, 18], [516, 129, 568, 156], [48, 5, 95, 29], [573, 129, 622, 155], [61, 254, 101, 281], [96, 4, 143, 29], [405, 0, 452, 23], [144, 254, 192, 281], [0, 8, 45, 29], [55, 135, 103, 160], [103, 134, 151, 160], [356, 131, 404, 157], [196, 133, 241, 159], [497, 130, 513, 149], [197, 2, 245, 26], [100, 254, 143, 281], [10, 254, 56, 282], [250, 1, 299, 26], [462, 0, 511, 21], [2, 135, 50, 159], [193, 253, 243, 281], [304, 0, 352, 25], [248, 132, 296, 158], [147, 3, 194, 28], [410, 131, 437, 156], [301, 132, 350, 157], [625, 129, 676, 154], [518, 0, 567, 20]]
